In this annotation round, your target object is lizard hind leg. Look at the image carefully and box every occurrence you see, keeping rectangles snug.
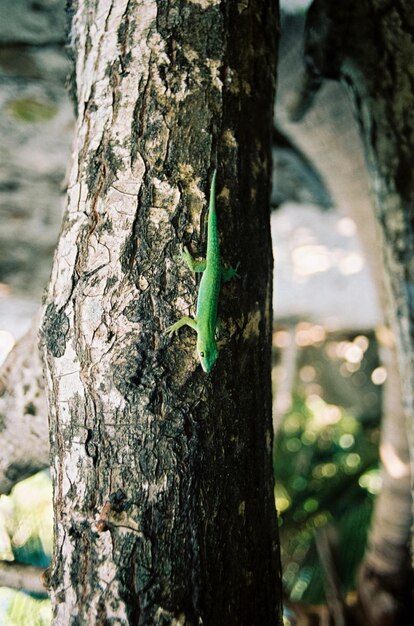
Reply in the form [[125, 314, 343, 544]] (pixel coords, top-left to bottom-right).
[[166, 316, 198, 336]]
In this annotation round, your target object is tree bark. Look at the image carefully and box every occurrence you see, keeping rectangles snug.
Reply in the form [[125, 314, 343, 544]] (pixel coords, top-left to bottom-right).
[[40, 1, 282, 624]]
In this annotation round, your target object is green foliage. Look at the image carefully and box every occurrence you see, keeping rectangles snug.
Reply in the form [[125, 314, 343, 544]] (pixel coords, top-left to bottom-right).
[[274, 391, 379, 604], [0, 471, 52, 567], [0, 589, 51, 626], [0, 472, 52, 623]]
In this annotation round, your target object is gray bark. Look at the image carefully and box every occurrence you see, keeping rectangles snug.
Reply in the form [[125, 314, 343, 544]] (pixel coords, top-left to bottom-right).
[[40, 1, 282, 624], [364, 338, 411, 576]]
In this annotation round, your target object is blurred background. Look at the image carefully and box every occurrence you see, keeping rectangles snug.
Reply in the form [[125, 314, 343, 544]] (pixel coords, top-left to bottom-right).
[[0, 1, 71, 622], [0, 0, 387, 623]]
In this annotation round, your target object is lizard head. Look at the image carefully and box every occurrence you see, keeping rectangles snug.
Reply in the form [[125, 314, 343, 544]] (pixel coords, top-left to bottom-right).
[[197, 339, 219, 373]]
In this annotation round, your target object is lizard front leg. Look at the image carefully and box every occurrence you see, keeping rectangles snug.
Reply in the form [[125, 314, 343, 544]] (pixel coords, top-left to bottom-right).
[[166, 316, 198, 335]]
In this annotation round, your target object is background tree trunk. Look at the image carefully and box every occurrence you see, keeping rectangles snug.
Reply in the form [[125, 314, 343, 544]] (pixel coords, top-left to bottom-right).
[[277, 6, 412, 582], [0, 318, 49, 494], [40, 1, 282, 624], [297, 3, 414, 618], [302, 0, 414, 544]]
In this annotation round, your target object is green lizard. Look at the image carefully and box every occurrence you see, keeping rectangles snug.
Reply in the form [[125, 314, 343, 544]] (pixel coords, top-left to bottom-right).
[[166, 170, 239, 373]]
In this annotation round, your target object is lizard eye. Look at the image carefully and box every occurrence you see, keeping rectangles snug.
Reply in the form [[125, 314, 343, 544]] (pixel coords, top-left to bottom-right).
[[200, 351, 205, 357]]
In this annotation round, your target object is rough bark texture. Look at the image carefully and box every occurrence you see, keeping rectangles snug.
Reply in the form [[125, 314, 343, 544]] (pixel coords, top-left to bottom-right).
[[0, 319, 49, 494], [301, 0, 414, 558], [40, 1, 282, 624]]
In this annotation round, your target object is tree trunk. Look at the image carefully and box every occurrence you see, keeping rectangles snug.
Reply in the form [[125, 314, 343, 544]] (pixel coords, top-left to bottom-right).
[[296, 0, 414, 620], [303, 0, 414, 543], [40, 1, 282, 624], [277, 8, 412, 585]]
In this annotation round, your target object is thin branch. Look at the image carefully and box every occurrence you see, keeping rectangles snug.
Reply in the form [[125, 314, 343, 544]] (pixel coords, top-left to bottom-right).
[[0, 560, 47, 596]]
